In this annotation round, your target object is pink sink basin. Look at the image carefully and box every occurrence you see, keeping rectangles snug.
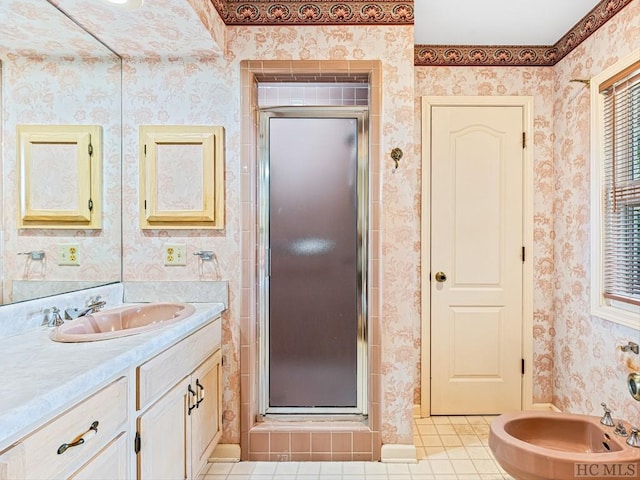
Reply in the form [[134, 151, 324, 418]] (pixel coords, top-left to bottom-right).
[[50, 303, 196, 342], [489, 411, 640, 480]]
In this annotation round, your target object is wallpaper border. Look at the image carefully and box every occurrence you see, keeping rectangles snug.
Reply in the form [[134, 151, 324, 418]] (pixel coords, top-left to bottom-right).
[[213, 1, 413, 25], [414, 0, 635, 66]]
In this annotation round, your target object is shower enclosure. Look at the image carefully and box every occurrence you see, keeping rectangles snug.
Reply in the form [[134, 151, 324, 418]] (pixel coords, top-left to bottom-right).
[[258, 107, 369, 415]]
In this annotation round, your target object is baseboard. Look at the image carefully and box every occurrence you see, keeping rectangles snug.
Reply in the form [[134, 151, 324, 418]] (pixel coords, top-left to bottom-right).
[[413, 402, 561, 416], [381, 444, 418, 463], [209, 444, 241, 463], [531, 402, 561, 412]]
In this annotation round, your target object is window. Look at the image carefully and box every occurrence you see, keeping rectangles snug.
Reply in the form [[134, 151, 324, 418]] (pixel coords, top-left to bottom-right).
[[591, 52, 640, 329]]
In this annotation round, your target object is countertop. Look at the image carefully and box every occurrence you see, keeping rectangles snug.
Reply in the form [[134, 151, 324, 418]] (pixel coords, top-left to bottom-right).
[[0, 302, 225, 452]]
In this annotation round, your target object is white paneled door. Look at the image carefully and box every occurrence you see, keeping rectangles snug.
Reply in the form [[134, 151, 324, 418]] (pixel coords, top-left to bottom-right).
[[430, 104, 524, 415]]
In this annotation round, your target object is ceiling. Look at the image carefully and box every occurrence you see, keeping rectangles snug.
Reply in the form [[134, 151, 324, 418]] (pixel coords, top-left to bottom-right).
[[413, 0, 602, 45]]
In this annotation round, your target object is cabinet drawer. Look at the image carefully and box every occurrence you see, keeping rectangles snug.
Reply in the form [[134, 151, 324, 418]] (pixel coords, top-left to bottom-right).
[[69, 432, 128, 480], [0, 376, 128, 480], [137, 317, 221, 410]]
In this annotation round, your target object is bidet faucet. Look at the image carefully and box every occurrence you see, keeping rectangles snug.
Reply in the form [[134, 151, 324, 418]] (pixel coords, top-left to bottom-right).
[[64, 297, 106, 320], [600, 402, 615, 427], [614, 421, 628, 437], [627, 427, 640, 448]]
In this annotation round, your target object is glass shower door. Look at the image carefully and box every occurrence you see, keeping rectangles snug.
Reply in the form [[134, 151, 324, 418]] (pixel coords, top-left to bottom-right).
[[261, 108, 368, 413]]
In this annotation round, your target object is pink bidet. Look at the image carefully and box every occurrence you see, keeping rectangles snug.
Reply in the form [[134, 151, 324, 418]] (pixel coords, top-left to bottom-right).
[[489, 411, 640, 480]]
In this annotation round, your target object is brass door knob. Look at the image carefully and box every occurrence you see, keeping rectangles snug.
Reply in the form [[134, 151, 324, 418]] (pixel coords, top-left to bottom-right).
[[435, 272, 447, 283]]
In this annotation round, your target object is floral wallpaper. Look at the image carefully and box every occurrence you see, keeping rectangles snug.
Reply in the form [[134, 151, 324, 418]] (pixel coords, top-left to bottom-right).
[[52, 0, 225, 58], [416, 0, 640, 422], [552, 0, 640, 421], [121, 55, 242, 442], [121, 24, 417, 446], [0, 0, 101, 56], [414, 66, 556, 405], [2, 0, 637, 455]]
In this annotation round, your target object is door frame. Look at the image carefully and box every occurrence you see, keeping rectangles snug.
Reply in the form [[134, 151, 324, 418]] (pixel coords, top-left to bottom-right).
[[420, 96, 535, 417], [257, 106, 370, 416]]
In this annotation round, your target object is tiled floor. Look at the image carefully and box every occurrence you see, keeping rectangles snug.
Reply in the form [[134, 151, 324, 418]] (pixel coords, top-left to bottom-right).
[[199, 416, 516, 479]]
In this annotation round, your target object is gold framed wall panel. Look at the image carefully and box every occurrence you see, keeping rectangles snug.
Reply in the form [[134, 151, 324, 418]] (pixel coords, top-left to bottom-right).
[[139, 125, 225, 229]]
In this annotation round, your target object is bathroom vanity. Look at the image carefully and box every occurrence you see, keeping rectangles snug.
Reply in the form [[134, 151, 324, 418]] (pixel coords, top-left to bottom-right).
[[0, 302, 224, 480]]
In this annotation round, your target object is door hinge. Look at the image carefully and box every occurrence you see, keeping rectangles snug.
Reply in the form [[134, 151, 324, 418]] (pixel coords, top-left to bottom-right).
[[88, 198, 93, 212], [522, 246, 525, 263], [522, 132, 526, 149], [144, 200, 147, 210], [134, 431, 141, 454], [521, 358, 525, 375], [88, 138, 93, 157]]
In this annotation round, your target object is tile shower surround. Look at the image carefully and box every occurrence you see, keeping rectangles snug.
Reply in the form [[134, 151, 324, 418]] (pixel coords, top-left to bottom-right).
[[241, 60, 385, 461]]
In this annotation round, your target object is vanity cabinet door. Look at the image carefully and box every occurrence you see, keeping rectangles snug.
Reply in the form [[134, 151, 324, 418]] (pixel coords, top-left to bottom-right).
[[190, 350, 222, 478], [136, 351, 223, 480], [135, 317, 223, 480], [137, 377, 190, 480]]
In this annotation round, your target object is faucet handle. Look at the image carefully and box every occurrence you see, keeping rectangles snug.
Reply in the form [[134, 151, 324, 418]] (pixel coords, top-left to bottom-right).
[[85, 296, 106, 312], [626, 427, 640, 448], [42, 306, 64, 327], [87, 295, 102, 305], [600, 403, 615, 427]]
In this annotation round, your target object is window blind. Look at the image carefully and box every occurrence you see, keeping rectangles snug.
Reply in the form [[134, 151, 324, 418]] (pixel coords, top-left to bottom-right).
[[601, 60, 640, 306]]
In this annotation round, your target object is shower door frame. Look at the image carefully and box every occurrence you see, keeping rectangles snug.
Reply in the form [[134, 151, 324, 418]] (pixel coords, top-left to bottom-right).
[[257, 106, 369, 416]]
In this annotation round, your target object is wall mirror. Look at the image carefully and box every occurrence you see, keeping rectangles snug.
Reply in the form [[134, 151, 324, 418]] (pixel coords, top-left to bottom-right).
[[0, 0, 122, 304]]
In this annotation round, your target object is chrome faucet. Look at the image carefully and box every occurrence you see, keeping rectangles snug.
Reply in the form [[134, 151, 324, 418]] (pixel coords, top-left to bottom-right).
[[64, 297, 106, 320], [600, 402, 615, 427], [42, 307, 64, 327], [614, 421, 628, 437], [627, 427, 640, 447]]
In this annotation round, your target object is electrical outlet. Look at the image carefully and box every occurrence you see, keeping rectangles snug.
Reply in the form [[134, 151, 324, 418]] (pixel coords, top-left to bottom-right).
[[164, 244, 187, 266], [58, 244, 79, 266]]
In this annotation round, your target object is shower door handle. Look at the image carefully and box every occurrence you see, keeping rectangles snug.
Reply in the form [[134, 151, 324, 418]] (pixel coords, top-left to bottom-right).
[[266, 248, 271, 277], [435, 272, 447, 283]]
